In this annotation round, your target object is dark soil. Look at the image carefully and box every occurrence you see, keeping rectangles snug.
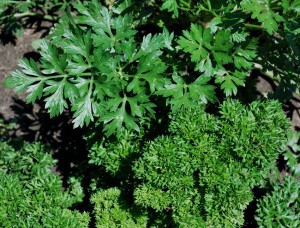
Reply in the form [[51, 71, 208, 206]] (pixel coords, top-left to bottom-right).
[[0, 28, 89, 187], [0, 29, 40, 120]]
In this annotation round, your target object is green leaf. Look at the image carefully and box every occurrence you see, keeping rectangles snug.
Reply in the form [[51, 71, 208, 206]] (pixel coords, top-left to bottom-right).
[[64, 81, 80, 104], [4, 58, 44, 103], [18, 58, 42, 77], [178, 24, 233, 76], [208, 16, 222, 33], [26, 81, 44, 104], [127, 94, 156, 118], [60, 27, 92, 60], [135, 56, 168, 93], [44, 80, 68, 117], [67, 55, 89, 75], [241, 0, 285, 34], [134, 34, 165, 59], [156, 73, 217, 111], [162, 0, 179, 17], [114, 14, 137, 40], [178, 24, 212, 62], [190, 76, 218, 104], [74, 0, 113, 36], [233, 39, 258, 70], [72, 93, 94, 128], [215, 70, 246, 96], [162, 27, 174, 51], [101, 99, 140, 136], [212, 30, 234, 66], [231, 31, 248, 43], [40, 40, 67, 75]]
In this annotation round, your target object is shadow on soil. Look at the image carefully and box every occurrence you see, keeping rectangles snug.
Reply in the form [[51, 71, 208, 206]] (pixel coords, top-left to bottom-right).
[[0, 9, 55, 45], [7, 97, 88, 187]]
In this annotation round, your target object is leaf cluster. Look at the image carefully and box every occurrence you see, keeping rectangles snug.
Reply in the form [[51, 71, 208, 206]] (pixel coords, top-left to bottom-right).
[[91, 187, 148, 228], [0, 0, 67, 39], [159, 0, 300, 101], [5, 0, 300, 137], [2, 1, 299, 226], [5, 0, 176, 135], [283, 130, 300, 177], [88, 99, 289, 227], [0, 141, 90, 227], [177, 23, 257, 97], [133, 100, 289, 226], [256, 175, 300, 227]]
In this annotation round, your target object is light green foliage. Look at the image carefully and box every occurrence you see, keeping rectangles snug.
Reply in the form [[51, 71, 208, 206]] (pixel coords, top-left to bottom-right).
[[91, 187, 148, 228], [0, 142, 90, 227], [284, 130, 300, 176], [133, 100, 290, 227], [256, 175, 300, 227], [89, 129, 143, 175]]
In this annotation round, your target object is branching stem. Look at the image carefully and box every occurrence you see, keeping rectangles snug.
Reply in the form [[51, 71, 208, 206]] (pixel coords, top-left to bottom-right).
[[245, 23, 264, 30], [14, 11, 57, 22]]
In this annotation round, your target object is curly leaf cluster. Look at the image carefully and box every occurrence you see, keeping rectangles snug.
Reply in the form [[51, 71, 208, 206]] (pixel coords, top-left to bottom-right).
[[0, 142, 90, 227], [133, 100, 289, 227], [256, 175, 300, 227]]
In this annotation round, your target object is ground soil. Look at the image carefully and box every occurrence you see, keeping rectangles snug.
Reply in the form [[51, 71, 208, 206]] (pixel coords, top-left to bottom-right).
[[0, 29, 41, 120]]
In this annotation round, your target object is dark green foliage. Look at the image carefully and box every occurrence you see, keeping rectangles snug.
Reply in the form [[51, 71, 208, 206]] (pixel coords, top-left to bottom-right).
[[133, 100, 289, 227], [2, 0, 299, 227], [256, 175, 300, 227], [0, 141, 90, 227], [0, 0, 67, 39], [5, 0, 177, 135], [177, 24, 257, 96], [5, 0, 299, 136], [160, 0, 300, 101]]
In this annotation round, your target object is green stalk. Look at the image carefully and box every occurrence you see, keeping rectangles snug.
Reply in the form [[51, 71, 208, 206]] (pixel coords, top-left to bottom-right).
[[244, 23, 264, 30], [14, 11, 57, 22]]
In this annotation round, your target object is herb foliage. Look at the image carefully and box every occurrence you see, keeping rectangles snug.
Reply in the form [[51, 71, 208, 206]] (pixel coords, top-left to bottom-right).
[[0, 0, 67, 40], [0, 141, 89, 227], [5, 0, 299, 136], [2, 0, 299, 227]]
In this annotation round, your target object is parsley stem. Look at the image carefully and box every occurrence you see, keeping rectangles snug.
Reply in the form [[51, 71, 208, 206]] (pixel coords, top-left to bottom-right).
[[14, 11, 57, 22], [244, 23, 264, 30], [179, 0, 190, 8], [89, 76, 94, 94]]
